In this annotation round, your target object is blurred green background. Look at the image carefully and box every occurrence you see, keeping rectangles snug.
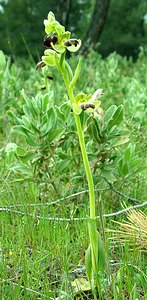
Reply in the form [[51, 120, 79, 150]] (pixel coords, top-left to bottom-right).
[[0, 0, 147, 60]]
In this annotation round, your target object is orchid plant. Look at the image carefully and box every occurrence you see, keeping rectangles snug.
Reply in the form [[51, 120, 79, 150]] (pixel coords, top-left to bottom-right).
[[40, 12, 105, 295]]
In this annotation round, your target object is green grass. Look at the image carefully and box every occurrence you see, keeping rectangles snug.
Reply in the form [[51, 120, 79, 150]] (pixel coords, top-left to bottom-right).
[[0, 49, 147, 299], [1, 180, 146, 299]]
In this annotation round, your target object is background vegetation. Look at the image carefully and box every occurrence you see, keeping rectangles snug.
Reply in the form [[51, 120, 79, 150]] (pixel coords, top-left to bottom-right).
[[0, 47, 147, 299], [0, 0, 147, 59]]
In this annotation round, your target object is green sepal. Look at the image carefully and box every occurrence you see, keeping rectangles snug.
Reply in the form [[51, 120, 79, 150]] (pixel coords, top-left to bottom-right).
[[72, 103, 82, 115], [75, 93, 92, 104], [42, 49, 58, 66]]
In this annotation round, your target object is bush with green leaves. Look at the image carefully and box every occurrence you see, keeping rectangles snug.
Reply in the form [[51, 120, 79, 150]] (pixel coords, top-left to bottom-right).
[[0, 51, 22, 113], [5, 92, 71, 194]]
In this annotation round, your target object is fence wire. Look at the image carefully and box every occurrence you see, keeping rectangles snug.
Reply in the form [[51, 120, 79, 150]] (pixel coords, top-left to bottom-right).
[[1, 201, 146, 221], [0, 179, 146, 221]]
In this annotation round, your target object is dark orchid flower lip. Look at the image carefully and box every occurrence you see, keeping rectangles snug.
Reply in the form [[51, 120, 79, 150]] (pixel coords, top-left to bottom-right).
[[80, 102, 95, 110], [36, 61, 46, 69], [43, 33, 58, 48], [64, 39, 79, 47]]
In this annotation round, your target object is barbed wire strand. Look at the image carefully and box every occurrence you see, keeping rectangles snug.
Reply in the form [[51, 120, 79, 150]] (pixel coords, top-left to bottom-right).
[[0, 183, 141, 210], [0, 188, 109, 209], [0, 201, 146, 221], [102, 176, 141, 203]]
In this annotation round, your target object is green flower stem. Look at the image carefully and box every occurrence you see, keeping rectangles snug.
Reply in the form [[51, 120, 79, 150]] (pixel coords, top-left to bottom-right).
[[74, 113, 96, 219], [62, 69, 96, 220]]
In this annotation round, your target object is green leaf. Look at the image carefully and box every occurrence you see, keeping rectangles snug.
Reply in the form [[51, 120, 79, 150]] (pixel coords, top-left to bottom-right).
[[112, 136, 130, 147], [107, 125, 119, 138], [104, 105, 117, 124], [16, 146, 26, 156], [30, 122, 40, 134], [108, 105, 124, 129], [88, 218, 105, 276], [58, 159, 71, 172], [13, 125, 33, 137], [9, 163, 34, 177], [56, 106, 65, 121], [64, 61, 73, 82], [22, 116, 40, 135], [128, 165, 147, 177], [97, 231, 105, 272], [8, 111, 23, 126], [88, 219, 99, 272], [48, 128, 65, 142], [124, 143, 136, 161], [87, 117, 101, 143], [59, 51, 65, 69], [22, 116, 32, 130], [69, 57, 82, 89], [56, 103, 71, 122], [85, 244, 92, 281], [0, 50, 6, 70], [16, 148, 40, 163], [26, 135, 39, 147], [23, 101, 38, 119], [129, 158, 142, 170], [42, 94, 49, 112], [41, 107, 56, 135], [22, 95, 39, 119], [121, 162, 129, 176]]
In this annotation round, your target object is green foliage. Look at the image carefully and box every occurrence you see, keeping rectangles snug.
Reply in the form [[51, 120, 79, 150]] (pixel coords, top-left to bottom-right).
[[6, 93, 66, 184], [85, 103, 130, 180], [0, 48, 146, 184], [116, 143, 147, 179], [0, 45, 146, 299]]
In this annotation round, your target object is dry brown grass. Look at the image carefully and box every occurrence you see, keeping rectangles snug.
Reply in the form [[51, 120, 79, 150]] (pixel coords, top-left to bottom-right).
[[108, 209, 147, 252]]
